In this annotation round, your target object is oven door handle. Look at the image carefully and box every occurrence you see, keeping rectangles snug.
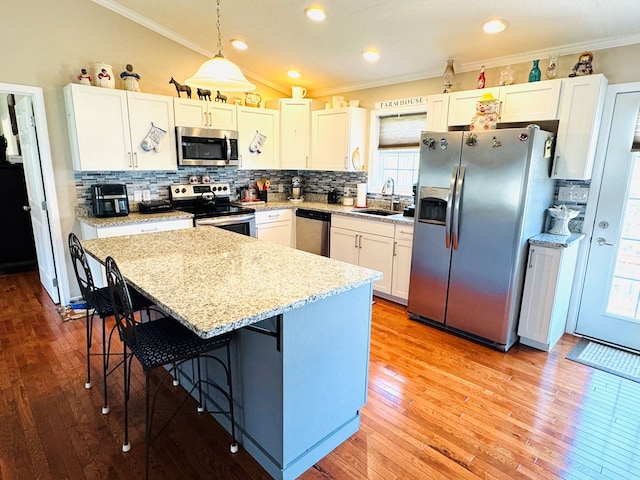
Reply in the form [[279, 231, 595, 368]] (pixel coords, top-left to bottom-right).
[[225, 136, 231, 165], [197, 214, 255, 227]]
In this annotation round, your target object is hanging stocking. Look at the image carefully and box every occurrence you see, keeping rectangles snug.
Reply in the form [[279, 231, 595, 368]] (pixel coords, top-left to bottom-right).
[[141, 122, 167, 152], [249, 130, 267, 153]]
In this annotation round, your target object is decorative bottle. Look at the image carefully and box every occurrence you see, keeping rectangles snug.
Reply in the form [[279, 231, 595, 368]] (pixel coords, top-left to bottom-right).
[[477, 65, 486, 89], [528, 60, 541, 82], [442, 59, 455, 93], [546, 54, 558, 79]]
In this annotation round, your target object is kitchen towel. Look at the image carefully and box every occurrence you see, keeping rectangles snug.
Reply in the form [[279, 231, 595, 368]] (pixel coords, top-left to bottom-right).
[[356, 183, 367, 207]]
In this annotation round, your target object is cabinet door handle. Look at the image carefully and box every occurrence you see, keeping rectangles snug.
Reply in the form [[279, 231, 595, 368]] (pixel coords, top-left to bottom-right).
[[208, 112, 212, 126], [358, 235, 363, 249], [344, 156, 348, 170], [393, 241, 397, 256], [128, 152, 133, 167], [134, 152, 138, 168], [354, 234, 358, 249], [528, 248, 535, 268], [203, 112, 208, 126], [553, 155, 560, 176]]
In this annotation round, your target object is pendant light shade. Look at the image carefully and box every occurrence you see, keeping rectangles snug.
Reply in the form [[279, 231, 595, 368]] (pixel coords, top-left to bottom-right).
[[185, 0, 256, 92], [185, 53, 255, 91]]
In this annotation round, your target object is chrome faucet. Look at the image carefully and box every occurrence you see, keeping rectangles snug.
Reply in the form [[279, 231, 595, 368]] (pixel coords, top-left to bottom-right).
[[381, 177, 395, 211]]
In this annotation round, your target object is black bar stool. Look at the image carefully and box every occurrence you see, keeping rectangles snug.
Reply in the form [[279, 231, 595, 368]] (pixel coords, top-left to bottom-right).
[[68, 232, 153, 414], [105, 255, 238, 479]]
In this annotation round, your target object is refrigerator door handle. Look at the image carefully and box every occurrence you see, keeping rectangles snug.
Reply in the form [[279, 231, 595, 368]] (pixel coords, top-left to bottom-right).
[[452, 165, 466, 250], [445, 165, 458, 249]]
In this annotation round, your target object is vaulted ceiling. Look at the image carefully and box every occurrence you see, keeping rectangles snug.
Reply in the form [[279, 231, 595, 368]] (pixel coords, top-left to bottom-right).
[[94, 0, 640, 96]]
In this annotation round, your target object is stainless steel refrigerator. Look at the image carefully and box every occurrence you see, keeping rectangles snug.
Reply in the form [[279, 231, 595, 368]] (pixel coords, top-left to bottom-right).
[[407, 128, 555, 351]]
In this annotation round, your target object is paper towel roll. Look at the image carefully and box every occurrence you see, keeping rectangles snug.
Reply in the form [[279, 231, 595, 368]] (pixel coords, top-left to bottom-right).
[[356, 183, 367, 207]]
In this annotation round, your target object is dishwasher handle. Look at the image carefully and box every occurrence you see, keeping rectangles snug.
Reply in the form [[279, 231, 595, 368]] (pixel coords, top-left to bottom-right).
[[295, 209, 332, 222]]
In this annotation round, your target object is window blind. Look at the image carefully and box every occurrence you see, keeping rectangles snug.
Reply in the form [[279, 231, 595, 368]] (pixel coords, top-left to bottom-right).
[[378, 112, 427, 149]]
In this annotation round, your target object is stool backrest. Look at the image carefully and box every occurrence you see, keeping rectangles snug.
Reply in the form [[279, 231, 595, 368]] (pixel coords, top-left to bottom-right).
[[68, 232, 101, 305], [105, 256, 138, 345]]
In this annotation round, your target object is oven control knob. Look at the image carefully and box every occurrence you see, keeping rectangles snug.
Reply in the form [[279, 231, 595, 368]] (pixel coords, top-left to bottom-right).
[[181, 187, 187, 193], [174, 188, 180, 193], [222, 186, 228, 191]]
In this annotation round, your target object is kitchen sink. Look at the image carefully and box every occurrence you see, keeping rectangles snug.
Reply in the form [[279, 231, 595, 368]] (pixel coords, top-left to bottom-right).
[[352, 209, 396, 216]]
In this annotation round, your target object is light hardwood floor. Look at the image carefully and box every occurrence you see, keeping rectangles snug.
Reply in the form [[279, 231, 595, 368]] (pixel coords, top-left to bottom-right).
[[1, 271, 638, 479]]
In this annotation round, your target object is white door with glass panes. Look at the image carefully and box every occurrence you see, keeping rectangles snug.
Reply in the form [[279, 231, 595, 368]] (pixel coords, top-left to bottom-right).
[[576, 86, 640, 351]]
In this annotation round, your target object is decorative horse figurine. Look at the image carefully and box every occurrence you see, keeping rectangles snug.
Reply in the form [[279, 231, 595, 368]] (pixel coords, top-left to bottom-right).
[[169, 77, 191, 98], [197, 88, 212, 101], [215, 91, 227, 103]]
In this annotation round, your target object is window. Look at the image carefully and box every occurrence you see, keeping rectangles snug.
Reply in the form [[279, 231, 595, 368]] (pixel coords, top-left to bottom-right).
[[368, 110, 426, 195]]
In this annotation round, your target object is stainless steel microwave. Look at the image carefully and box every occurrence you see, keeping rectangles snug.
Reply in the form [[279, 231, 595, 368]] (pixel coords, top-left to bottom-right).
[[176, 126, 239, 167]]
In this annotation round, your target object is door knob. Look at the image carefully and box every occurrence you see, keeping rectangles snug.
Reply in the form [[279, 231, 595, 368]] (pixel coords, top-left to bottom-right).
[[23, 205, 31, 212], [595, 237, 615, 246]]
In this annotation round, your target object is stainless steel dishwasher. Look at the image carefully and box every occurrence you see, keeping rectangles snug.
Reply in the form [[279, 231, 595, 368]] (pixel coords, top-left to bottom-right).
[[295, 209, 331, 257]]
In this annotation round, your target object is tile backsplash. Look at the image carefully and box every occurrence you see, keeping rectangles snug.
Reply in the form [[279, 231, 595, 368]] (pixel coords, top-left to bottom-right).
[[75, 168, 369, 211], [75, 170, 590, 233]]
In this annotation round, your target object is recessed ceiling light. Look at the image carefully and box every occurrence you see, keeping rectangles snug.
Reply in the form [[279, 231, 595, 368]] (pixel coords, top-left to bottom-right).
[[288, 70, 301, 79], [362, 49, 380, 62], [305, 7, 326, 22], [483, 18, 508, 34], [230, 39, 248, 50]]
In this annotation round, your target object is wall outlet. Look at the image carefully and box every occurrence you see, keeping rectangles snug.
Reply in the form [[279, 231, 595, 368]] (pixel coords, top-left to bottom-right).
[[133, 190, 143, 202], [558, 186, 589, 202], [278, 183, 284, 193], [344, 187, 350, 196], [142, 189, 151, 201]]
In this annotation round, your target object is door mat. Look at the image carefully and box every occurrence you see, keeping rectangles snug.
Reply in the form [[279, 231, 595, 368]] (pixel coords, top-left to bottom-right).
[[566, 338, 640, 384]]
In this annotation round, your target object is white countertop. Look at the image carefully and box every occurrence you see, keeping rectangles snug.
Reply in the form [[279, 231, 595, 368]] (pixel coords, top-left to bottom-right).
[[77, 201, 415, 228], [81, 227, 381, 338]]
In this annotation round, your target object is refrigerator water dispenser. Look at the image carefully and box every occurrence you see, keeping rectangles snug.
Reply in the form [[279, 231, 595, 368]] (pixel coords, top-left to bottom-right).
[[418, 186, 449, 225]]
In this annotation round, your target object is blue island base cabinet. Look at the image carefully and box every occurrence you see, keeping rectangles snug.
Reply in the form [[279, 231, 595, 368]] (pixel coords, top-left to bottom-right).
[[178, 283, 373, 480]]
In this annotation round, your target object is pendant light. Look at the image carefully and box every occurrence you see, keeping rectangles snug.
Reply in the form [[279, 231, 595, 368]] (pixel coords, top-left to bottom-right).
[[185, 0, 255, 92]]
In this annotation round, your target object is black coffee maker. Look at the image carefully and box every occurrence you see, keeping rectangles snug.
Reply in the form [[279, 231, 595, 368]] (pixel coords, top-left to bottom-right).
[[403, 183, 417, 217], [327, 188, 339, 204]]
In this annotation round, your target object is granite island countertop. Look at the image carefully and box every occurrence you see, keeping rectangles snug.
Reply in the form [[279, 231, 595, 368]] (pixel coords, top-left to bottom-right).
[[81, 227, 382, 338]]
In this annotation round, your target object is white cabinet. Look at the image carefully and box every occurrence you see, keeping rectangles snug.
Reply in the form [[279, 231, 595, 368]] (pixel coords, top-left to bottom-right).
[[499, 79, 562, 122], [517, 241, 581, 351], [391, 224, 414, 303], [64, 83, 177, 171], [173, 98, 237, 130], [255, 209, 293, 247], [445, 81, 562, 127], [426, 93, 449, 132], [447, 87, 501, 126], [311, 107, 368, 171], [237, 107, 280, 170], [80, 218, 193, 239], [271, 98, 324, 170], [553, 74, 608, 180], [330, 216, 394, 294]]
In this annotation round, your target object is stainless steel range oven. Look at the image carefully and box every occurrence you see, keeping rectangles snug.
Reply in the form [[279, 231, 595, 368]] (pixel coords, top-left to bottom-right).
[[169, 183, 256, 237]]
